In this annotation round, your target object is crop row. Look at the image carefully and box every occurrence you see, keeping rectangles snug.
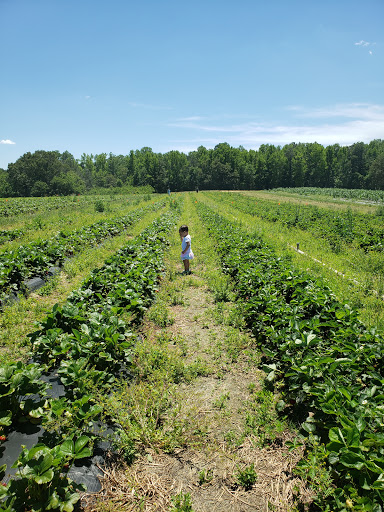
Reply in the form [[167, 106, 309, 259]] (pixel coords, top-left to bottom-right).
[[0, 195, 150, 219], [272, 187, 384, 203], [208, 191, 384, 253], [0, 196, 150, 248], [0, 229, 23, 246], [0, 199, 166, 306], [0, 196, 95, 218], [197, 202, 384, 511], [0, 203, 181, 512]]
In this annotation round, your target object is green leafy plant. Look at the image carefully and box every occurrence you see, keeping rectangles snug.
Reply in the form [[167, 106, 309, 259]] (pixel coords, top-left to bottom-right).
[[213, 393, 230, 410], [293, 435, 336, 507], [43, 395, 102, 439], [196, 202, 384, 509], [169, 492, 194, 512], [3, 437, 91, 512], [235, 463, 257, 491], [147, 300, 175, 327], [244, 386, 287, 447], [198, 468, 213, 485], [210, 276, 233, 302], [0, 362, 49, 426], [94, 199, 105, 212], [0, 206, 181, 510], [0, 201, 166, 306]]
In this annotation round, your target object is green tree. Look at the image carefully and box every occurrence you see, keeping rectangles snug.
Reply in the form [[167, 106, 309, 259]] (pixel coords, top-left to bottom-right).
[[162, 150, 189, 191], [31, 180, 49, 197], [94, 153, 109, 187], [51, 171, 86, 195], [7, 150, 82, 196], [210, 143, 233, 189], [78, 153, 95, 190], [366, 152, 384, 189], [335, 146, 352, 188], [243, 149, 258, 189], [188, 146, 211, 190], [304, 143, 327, 187], [255, 146, 269, 189], [267, 146, 287, 188], [349, 142, 366, 188], [325, 144, 341, 188], [0, 169, 11, 197]]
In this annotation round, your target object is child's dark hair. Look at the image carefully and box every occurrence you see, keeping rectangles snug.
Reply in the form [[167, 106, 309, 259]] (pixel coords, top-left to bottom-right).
[[179, 225, 188, 233]]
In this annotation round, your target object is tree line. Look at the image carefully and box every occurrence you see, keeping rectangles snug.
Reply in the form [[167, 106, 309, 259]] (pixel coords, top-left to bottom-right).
[[1, 139, 384, 197]]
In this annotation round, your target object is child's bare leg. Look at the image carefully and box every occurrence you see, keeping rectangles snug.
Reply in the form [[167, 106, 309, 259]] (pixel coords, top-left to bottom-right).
[[183, 259, 189, 272]]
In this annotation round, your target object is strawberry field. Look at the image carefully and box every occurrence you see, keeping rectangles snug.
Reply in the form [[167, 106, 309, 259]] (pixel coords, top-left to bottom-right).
[[1, 190, 384, 512]]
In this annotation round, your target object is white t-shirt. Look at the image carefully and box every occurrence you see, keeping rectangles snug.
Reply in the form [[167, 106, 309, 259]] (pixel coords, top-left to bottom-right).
[[181, 234, 194, 259], [181, 234, 191, 252]]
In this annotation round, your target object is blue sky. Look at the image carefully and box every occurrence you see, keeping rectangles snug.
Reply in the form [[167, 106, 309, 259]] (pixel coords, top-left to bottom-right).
[[1, 0, 383, 169]]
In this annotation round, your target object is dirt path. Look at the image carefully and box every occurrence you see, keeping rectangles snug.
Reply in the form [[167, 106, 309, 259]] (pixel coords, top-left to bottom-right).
[[140, 281, 305, 511], [88, 285, 308, 511], [85, 203, 310, 512]]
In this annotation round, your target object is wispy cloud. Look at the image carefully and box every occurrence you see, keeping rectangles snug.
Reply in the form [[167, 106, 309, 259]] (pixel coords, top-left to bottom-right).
[[354, 40, 376, 54], [167, 103, 384, 150], [288, 103, 384, 121], [176, 116, 207, 122], [0, 139, 15, 145]]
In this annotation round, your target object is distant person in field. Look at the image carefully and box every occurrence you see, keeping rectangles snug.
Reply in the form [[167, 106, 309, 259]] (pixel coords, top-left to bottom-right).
[[179, 225, 194, 275]]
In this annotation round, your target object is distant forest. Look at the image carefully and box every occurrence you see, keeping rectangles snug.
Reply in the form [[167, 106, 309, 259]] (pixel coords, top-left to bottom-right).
[[1, 139, 384, 197]]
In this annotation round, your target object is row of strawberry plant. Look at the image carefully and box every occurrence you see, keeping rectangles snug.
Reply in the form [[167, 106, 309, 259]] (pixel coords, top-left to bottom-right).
[[0, 228, 24, 246], [207, 191, 384, 253], [0, 196, 150, 248], [272, 187, 384, 203], [196, 201, 384, 511], [0, 194, 146, 218], [0, 204, 181, 512], [0, 199, 166, 307], [0, 196, 93, 218]]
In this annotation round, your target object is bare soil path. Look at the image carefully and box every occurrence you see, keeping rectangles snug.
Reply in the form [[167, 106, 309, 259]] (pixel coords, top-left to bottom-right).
[[85, 198, 310, 512]]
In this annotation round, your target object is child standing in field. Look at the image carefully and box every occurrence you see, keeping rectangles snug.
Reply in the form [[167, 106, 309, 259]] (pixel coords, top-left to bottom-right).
[[179, 225, 194, 275]]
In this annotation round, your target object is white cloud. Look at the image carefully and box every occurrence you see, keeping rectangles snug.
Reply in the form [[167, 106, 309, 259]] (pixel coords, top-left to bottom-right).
[[354, 40, 376, 54], [176, 116, 206, 122], [291, 103, 384, 121], [166, 103, 384, 150], [0, 139, 15, 145]]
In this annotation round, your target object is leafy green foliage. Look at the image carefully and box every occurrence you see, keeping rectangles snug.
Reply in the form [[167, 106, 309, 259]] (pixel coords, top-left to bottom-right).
[[198, 468, 213, 485], [0, 203, 182, 507], [169, 492, 194, 512], [0, 362, 49, 426], [0, 199, 166, 306], [1, 439, 90, 512], [208, 191, 384, 254], [43, 395, 102, 440], [0, 228, 23, 246], [235, 463, 258, 491], [94, 199, 105, 212], [197, 202, 384, 510]]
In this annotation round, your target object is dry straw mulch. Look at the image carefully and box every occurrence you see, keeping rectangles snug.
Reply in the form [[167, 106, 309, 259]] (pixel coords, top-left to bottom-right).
[[82, 438, 313, 512]]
